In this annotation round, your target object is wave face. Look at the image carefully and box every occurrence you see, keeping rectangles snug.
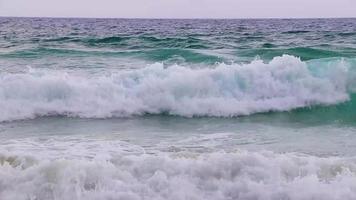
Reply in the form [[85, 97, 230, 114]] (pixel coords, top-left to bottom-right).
[[0, 55, 353, 122], [1, 146, 356, 200]]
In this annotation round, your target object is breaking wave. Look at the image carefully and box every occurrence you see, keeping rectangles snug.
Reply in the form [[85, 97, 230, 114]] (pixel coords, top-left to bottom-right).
[[1, 145, 356, 200], [0, 55, 354, 122]]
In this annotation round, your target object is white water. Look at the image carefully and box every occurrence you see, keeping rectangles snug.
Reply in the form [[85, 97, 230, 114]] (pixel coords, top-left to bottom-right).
[[0, 55, 351, 122], [1, 135, 356, 200], [1, 54, 355, 200]]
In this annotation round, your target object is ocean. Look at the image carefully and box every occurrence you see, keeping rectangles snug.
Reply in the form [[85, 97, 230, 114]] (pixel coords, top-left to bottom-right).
[[0, 17, 356, 200]]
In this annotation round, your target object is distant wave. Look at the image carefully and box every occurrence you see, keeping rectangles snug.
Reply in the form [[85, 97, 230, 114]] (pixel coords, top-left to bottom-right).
[[36, 35, 212, 49], [0, 47, 223, 63], [238, 47, 356, 61], [281, 30, 311, 34], [4, 45, 356, 64], [0, 55, 354, 122]]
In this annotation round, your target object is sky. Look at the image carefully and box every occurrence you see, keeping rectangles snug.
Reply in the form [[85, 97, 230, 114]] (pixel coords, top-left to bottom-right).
[[0, 0, 356, 19]]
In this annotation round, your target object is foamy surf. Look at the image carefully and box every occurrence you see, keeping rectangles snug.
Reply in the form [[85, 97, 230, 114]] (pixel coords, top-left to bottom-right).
[[0, 55, 353, 122], [1, 138, 356, 200]]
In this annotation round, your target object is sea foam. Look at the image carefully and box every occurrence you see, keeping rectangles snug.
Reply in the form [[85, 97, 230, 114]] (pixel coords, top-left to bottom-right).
[[1, 144, 356, 200], [0, 55, 352, 122]]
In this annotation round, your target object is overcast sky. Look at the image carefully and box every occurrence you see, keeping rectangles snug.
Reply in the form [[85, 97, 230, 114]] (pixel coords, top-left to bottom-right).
[[0, 0, 355, 18]]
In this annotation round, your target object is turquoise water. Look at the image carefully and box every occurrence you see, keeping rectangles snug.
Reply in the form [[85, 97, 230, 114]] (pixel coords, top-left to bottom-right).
[[0, 18, 356, 200]]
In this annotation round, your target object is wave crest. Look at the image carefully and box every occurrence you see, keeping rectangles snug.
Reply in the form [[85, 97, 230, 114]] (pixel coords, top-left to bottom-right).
[[0, 55, 352, 122]]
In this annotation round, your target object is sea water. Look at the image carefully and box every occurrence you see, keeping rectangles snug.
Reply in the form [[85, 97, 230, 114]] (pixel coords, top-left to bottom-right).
[[0, 18, 356, 200]]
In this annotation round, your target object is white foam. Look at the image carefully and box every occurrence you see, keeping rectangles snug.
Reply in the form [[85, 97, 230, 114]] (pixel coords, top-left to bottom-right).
[[0, 55, 351, 122], [1, 142, 356, 200]]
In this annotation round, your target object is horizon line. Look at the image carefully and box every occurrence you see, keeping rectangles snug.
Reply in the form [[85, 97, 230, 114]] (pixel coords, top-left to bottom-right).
[[1, 16, 356, 20]]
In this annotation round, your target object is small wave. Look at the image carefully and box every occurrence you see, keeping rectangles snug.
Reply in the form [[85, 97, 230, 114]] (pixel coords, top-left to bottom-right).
[[38, 35, 211, 49], [87, 36, 127, 44], [0, 55, 353, 122], [282, 30, 311, 34], [261, 43, 276, 48], [237, 47, 351, 61], [0, 47, 221, 63], [337, 32, 356, 37], [42, 37, 82, 42]]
